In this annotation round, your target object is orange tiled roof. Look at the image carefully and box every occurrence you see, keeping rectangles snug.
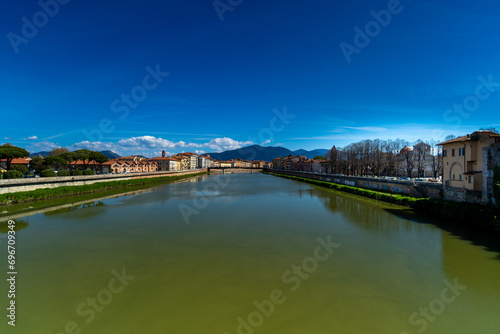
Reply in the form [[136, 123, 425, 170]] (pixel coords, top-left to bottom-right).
[[101, 160, 119, 166], [0, 158, 31, 164]]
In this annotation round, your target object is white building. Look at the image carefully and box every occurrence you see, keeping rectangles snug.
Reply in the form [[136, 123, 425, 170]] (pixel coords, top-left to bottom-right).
[[198, 156, 207, 169]]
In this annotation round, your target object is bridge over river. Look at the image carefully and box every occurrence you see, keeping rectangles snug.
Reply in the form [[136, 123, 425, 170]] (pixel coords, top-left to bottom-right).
[[207, 167, 264, 173]]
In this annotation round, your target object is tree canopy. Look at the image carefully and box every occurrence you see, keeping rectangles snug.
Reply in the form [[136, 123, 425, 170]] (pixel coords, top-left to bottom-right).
[[0, 144, 29, 170], [90, 151, 108, 164], [29, 157, 45, 174], [43, 156, 68, 170], [49, 147, 70, 156]]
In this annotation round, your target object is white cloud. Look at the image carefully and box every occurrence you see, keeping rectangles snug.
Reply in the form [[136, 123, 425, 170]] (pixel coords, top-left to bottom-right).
[[117, 136, 177, 149], [205, 137, 253, 152], [71, 141, 117, 151], [23, 135, 38, 140], [28, 141, 58, 152], [195, 150, 206, 154], [70, 136, 253, 156]]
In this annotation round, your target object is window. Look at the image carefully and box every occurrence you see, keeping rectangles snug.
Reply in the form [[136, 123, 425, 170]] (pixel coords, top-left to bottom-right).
[[459, 148, 465, 156], [459, 174, 462, 181], [452, 148, 455, 157], [453, 174, 455, 180], [469, 176, 471, 183], [443, 149, 447, 157]]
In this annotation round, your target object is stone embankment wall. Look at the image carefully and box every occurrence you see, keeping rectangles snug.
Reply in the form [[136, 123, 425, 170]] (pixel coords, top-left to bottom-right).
[[0, 169, 207, 195], [482, 144, 500, 206], [268, 170, 443, 199], [443, 186, 482, 204]]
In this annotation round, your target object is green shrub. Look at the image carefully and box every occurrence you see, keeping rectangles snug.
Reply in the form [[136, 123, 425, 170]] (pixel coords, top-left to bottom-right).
[[57, 170, 70, 177], [83, 170, 95, 176], [40, 169, 57, 177], [72, 170, 83, 176], [10, 165, 28, 175], [3, 170, 24, 179]]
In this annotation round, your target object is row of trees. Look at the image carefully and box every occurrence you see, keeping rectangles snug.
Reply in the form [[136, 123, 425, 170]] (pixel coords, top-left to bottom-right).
[[28, 148, 108, 175], [0, 144, 108, 179], [323, 138, 444, 178]]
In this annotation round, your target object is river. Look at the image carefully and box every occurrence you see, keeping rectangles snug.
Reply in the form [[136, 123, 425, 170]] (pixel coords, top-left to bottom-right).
[[1, 173, 499, 333]]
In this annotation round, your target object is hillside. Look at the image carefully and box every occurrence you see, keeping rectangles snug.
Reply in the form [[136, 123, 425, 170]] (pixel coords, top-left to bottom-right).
[[292, 149, 327, 159], [205, 145, 327, 161], [100, 150, 121, 159]]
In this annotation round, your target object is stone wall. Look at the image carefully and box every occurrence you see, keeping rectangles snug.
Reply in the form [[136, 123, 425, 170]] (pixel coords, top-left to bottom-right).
[[443, 186, 482, 204], [482, 144, 500, 206], [268, 170, 443, 199], [0, 170, 207, 195]]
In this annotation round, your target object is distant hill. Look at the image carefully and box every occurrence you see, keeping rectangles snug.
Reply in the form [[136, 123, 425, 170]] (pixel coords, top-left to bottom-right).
[[30, 150, 121, 159], [206, 145, 292, 161], [100, 150, 121, 159], [205, 145, 327, 161], [30, 151, 50, 158], [292, 149, 328, 159]]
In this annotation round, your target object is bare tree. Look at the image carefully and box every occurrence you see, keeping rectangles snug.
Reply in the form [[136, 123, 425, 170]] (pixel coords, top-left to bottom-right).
[[382, 139, 403, 176], [428, 140, 442, 179], [324, 145, 338, 174], [445, 134, 456, 141], [400, 141, 414, 177], [413, 140, 430, 178]]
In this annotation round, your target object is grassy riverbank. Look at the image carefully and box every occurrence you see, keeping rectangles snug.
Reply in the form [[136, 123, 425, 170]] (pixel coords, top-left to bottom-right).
[[0, 172, 208, 205], [265, 172, 500, 231]]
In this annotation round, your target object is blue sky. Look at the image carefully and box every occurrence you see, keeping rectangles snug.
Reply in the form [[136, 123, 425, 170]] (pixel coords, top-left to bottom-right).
[[1, 0, 499, 157]]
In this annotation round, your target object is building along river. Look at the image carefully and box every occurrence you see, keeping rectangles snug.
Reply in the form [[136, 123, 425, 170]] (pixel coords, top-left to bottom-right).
[[0, 173, 499, 333]]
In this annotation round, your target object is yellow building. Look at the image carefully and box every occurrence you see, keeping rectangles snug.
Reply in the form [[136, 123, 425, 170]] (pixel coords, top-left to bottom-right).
[[438, 130, 500, 192]]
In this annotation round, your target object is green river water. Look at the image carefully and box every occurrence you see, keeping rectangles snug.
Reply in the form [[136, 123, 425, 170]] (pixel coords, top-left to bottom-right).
[[1, 173, 499, 334]]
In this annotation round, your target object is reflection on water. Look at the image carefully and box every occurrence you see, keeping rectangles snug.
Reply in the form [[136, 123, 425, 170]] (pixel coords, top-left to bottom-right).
[[0, 219, 29, 233], [0, 173, 499, 333], [44, 201, 106, 217]]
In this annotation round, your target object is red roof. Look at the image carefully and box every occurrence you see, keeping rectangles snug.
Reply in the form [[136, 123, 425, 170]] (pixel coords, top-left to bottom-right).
[[0, 158, 30, 164]]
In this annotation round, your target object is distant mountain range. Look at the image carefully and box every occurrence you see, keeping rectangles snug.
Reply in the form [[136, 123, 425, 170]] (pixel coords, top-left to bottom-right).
[[29, 151, 51, 158], [30, 150, 121, 159], [292, 148, 329, 159], [29, 146, 324, 162], [100, 150, 121, 159], [205, 145, 327, 161]]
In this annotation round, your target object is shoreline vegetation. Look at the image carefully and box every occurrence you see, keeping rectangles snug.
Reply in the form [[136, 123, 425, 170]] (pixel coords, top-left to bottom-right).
[[0, 172, 208, 206], [264, 172, 500, 231]]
